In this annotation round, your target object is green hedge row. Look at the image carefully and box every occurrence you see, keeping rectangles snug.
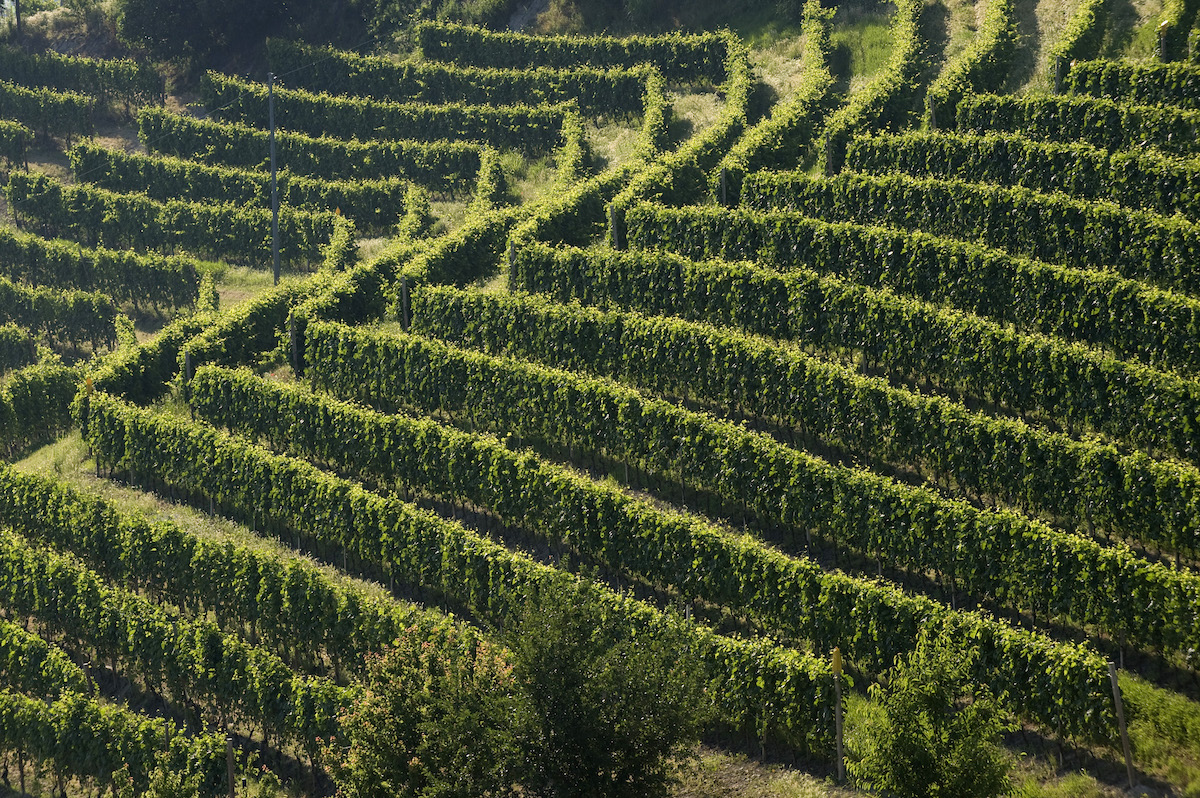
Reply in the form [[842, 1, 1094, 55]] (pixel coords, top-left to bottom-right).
[[6, 172, 350, 268], [1047, 0, 1108, 84], [0, 44, 162, 105], [0, 223, 202, 309], [415, 21, 734, 85], [301, 322, 1200, 663], [0, 616, 87, 698], [68, 142, 413, 234], [819, 0, 924, 172], [956, 92, 1200, 155], [741, 170, 1200, 295], [0, 324, 37, 374], [204, 71, 570, 156], [0, 79, 93, 140], [926, 0, 1018, 127], [267, 38, 654, 119], [0, 463, 480, 694], [1067, 58, 1200, 108], [0, 689, 225, 798], [622, 203, 1200, 464], [0, 360, 77, 455], [712, 0, 835, 205], [190, 363, 1116, 742], [846, 131, 1200, 222], [412, 286, 1200, 561], [0, 276, 116, 350], [77, 390, 841, 754], [606, 37, 753, 224], [613, 200, 1200, 378], [0, 119, 30, 167], [138, 107, 482, 188], [0, 527, 345, 759]]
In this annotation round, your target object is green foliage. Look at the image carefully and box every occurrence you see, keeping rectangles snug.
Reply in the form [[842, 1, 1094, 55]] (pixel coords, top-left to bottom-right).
[[85, 312, 212, 405], [607, 36, 753, 218], [0, 119, 30, 166], [113, 0, 318, 62], [511, 581, 706, 798], [846, 130, 1200, 223], [713, 0, 835, 204], [78, 386, 840, 752], [469, 147, 510, 213], [632, 68, 671, 159], [412, 286, 1200, 566], [0, 615, 88, 696], [0, 527, 348, 753], [623, 203, 1200, 466], [0, 274, 117, 350], [397, 184, 439, 241], [204, 71, 572, 156], [0, 689, 226, 797], [6, 171, 349, 268], [69, 142, 414, 234], [267, 37, 654, 120], [0, 323, 37, 374], [1066, 58, 1200, 109], [0, 78, 93, 140], [956, 92, 1200, 156], [0, 223, 202, 310], [1046, 0, 1108, 77], [186, 360, 1115, 740], [741, 169, 1200, 296], [415, 21, 734, 85], [925, 0, 1019, 128], [1156, 0, 1197, 60], [818, 0, 924, 172], [554, 111, 591, 185], [323, 631, 524, 798], [0, 461, 478, 703], [847, 635, 1015, 798], [0, 43, 162, 105], [115, 313, 136, 350], [295, 318, 1200, 679], [609, 195, 1200, 376], [138, 106, 483, 187]]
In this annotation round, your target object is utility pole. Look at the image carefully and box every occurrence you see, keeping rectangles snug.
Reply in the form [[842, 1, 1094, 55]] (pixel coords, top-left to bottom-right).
[[268, 72, 280, 286]]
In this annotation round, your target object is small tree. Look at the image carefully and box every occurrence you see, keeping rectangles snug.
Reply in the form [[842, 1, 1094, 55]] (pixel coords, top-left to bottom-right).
[[509, 580, 707, 798], [321, 628, 525, 798], [846, 633, 1016, 798]]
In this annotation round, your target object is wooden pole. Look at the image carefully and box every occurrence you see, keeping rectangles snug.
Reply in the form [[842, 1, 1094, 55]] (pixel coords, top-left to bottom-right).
[[401, 275, 410, 331], [268, 73, 280, 287], [833, 647, 845, 783], [608, 204, 622, 250], [1108, 662, 1135, 790], [226, 736, 236, 798]]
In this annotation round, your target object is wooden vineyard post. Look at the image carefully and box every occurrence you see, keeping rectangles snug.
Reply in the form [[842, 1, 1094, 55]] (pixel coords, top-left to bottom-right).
[[1108, 663, 1135, 790], [268, 72, 281, 287], [226, 736, 237, 798], [289, 314, 302, 376], [400, 274, 410, 331], [608, 204, 623, 250], [833, 647, 845, 783]]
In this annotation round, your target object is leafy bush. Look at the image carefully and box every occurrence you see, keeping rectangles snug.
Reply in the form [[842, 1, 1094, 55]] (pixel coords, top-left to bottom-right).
[[847, 634, 1015, 798], [322, 629, 525, 798], [509, 581, 707, 798]]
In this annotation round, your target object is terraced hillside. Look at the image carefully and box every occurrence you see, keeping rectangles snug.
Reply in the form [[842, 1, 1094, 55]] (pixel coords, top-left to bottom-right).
[[2, 0, 1200, 794]]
